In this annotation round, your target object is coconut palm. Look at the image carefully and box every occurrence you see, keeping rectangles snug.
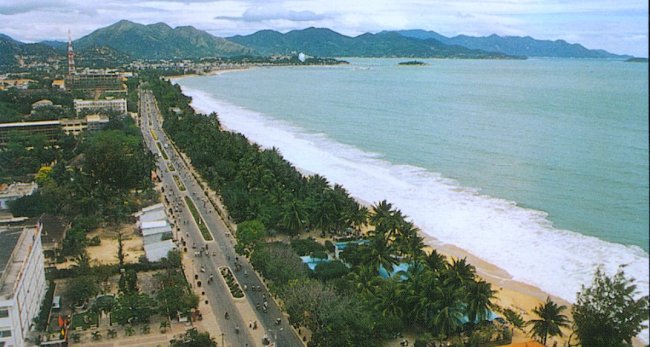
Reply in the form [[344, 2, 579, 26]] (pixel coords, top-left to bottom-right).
[[446, 257, 476, 286], [393, 221, 425, 262], [366, 233, 399, 274], [423, 249, 447, 273], [527, 297, 571, 345], [431, 283, 466, 339], [346, 265, 380, 299], [465, 279, 497, 323]]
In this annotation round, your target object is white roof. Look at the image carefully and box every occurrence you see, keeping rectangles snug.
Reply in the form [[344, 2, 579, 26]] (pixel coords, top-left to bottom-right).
[[141, 203, 164, 213], [138, 210, 167, 223], [144, 240, 176, 262], [142, 225, 172, 237], [140, 220, 168, 229]]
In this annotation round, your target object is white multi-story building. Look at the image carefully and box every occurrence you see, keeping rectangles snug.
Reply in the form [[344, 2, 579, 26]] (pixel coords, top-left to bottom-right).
[[0, 223, 47, 347], [73, 98, 127, 116]]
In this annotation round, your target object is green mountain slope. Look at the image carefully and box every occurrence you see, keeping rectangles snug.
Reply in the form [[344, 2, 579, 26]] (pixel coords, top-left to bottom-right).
[[74, 20, 254, 59], [0, 34, 61, 69], [228, 28, 521, 59]]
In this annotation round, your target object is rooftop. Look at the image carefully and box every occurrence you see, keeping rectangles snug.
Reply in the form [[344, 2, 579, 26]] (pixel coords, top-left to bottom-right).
[[0, 182, 38, 199], [0, 224, 40, 299], [39, 214, 69, 247]]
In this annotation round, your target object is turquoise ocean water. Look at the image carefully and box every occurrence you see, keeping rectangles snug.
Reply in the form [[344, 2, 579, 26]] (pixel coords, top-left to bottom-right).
[[177, 59, 648, 336]]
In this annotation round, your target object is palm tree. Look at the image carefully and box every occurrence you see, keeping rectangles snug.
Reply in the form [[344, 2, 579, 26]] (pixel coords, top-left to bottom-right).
[[346, 265, 380, 299], [280, 198, 306, 235], [347, 205, 369, 232], [369, 200, 394, 235], [107, 329, 118, 339], [446, 257, 476, 286], [431, 283, 466, 339], [373, 279, 405, 319], [393, 221, 425, 262], [91, 331, 102, 341], [124, 325, 135, 336], [465, 279, 497, 323], [527, 297, 571, 345], [423, 249, 447, 273], [366, 234, 399, 274]]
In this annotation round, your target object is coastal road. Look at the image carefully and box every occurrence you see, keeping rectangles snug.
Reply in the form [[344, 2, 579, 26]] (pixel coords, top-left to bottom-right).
[[138, 87, 304, 347]]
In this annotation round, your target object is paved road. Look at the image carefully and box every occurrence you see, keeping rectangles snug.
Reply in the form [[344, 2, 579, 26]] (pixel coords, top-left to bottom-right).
[[138, 87, 304, 347]]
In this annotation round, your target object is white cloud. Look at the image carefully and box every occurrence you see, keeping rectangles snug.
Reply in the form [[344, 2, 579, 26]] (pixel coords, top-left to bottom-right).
[[0, 0, 647, 56]]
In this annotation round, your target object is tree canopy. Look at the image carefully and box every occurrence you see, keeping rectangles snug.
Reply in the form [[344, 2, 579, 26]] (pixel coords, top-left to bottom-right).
[[573, 267, 649, 347]]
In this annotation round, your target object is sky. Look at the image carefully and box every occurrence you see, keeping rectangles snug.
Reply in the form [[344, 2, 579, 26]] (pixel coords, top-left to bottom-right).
[[0, 0, 647, 57]]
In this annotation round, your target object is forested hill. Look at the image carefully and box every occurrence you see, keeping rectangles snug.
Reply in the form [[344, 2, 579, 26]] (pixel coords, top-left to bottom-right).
[[227, 28, 522, 59], [0, 34, 61, 69], [396, 29, 629, 59], [73, 20, 254, 59]]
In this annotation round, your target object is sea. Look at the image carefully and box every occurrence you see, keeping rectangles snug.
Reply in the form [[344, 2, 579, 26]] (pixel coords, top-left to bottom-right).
[[176, 58, 649, 340]]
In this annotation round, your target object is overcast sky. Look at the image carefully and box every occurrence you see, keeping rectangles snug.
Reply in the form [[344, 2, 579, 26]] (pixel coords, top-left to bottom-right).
[[0, 0, 647, 57]]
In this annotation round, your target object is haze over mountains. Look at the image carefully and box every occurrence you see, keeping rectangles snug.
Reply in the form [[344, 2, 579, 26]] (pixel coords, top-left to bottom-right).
[[0, 20, 632, 69]]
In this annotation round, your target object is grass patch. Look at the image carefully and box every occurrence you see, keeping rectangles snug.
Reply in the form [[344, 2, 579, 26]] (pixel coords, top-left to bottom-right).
[[168, 162, 176, 172], [150, 129, 158, 140], [220, 267, 244, 298], [173, 175, 185, 191], [184, 196, 213, 241], [156, 142, 169, 160], [70, 310, 99, 330]]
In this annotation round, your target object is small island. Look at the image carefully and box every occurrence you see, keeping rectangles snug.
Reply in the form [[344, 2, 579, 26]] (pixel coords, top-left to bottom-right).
[[625, 57, 648, 63], [398, 60, 428, 66]]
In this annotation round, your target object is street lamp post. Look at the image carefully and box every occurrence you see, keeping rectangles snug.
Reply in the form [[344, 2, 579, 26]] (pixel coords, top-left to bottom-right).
[[221, 332, 224, 346]]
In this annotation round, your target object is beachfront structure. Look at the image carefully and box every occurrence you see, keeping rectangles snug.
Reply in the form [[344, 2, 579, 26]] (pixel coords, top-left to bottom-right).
[[73, 98, 127, 116], [0, 183, 37, 210], [136, 204, 176, 262], [0, 223, 47, 347], [0, 115, 109, 147]]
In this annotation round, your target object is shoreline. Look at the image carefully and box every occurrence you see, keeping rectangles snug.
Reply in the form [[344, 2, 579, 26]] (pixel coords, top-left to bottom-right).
[[172, 72, 647, 346]]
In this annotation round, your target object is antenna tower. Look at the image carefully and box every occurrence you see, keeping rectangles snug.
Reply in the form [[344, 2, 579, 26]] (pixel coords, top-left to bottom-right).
[[67, 30, 76, 76]]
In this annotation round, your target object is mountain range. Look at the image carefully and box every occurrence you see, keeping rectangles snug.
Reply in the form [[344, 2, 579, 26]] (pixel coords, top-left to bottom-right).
[[0, 20, 633, 70], [226, 28, 518, 59], [396, 29, 625, 58]]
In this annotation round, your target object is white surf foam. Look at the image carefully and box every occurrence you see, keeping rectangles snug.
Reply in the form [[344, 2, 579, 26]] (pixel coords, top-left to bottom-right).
[[181, 85, 650, 343]]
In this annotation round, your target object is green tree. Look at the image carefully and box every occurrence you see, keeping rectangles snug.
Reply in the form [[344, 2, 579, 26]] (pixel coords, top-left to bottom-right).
[[527, 297, 571, 345], [170, 328, 217, 347], [234, 219, 266, 255], [82, 130, 153, 190], [465, 279, 497, 324], [572, 267, 649, 347], [66, 275, 99, 306], [112, 293, 157, 325]]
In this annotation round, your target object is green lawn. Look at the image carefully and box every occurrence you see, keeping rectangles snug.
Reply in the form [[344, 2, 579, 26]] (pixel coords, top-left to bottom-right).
[[184, 196, 213, 241]]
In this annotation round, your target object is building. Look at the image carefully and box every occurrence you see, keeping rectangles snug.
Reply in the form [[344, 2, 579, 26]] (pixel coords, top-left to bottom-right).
[[0, 115, 109, 147], [31, 100, 54, 109], [50, 80, 65, 91], [64, 74, 124, 95], [135, 204, 176, 262], [73, 99, 127, 116], [0, 183, 38, 210], [0, 79, 34, 91], [0, 223, 47, 347]]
